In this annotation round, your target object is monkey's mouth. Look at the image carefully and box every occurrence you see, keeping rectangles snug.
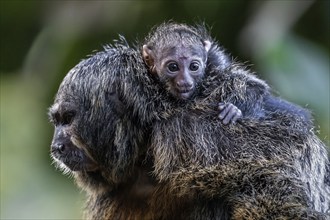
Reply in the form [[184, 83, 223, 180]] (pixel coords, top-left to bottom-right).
[[177, 89, 194, 99], [51, 146, 99, 172]]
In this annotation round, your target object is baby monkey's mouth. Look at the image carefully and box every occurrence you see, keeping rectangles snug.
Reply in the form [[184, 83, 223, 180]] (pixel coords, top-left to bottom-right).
[[176, 88, 194, 99], [178, 88, 192, 93]]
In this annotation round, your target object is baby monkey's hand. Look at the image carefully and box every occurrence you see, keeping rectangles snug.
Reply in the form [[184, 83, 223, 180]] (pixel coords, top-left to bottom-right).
[[218, 102, 242, 125]]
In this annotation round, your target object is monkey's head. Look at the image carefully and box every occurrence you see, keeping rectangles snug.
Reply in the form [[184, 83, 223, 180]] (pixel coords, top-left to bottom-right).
[[142, 22, 211, 100], [49, 101, 99, 173], [49, 48, 149, 191]]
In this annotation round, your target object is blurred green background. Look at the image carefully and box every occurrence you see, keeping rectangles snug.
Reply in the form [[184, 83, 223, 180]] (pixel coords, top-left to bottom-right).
[[1, 1, 329, 219]]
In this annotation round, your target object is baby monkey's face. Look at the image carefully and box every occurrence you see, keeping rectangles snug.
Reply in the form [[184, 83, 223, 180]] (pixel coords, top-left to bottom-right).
[[156, 44, 207, 100], [48, 102, 98, 173], [143, 40, 211, 100]]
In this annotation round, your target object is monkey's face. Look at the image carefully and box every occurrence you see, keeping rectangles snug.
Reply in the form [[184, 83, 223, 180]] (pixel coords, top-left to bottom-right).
[[49, 102, 99, 173], [49, 54, 144, 185], [154, 44, 207, 100], [48, 86, 126, 176]]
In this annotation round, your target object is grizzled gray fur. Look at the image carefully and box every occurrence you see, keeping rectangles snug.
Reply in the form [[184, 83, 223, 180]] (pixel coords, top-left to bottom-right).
[[49, 27, 330, 219]]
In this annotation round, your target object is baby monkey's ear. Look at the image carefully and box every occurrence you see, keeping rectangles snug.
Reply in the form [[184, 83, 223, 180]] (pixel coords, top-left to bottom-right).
[[142, 45, 156, 73], [203, 40, 212, 52]]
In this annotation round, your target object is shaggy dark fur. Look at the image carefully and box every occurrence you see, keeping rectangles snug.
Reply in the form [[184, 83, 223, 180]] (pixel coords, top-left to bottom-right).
[[49, 37, 330, 219]]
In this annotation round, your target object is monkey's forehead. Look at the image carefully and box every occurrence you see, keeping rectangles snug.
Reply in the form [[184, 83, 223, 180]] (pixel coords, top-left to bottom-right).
[[48, 102, 72, 114], [154, 36, 204, 48], [49, 103, 60, 113], [160, 45, 206, 59]]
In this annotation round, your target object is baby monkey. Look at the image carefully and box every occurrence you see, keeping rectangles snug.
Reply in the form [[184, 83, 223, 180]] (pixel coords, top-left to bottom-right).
[[142, 22, 242, 125]]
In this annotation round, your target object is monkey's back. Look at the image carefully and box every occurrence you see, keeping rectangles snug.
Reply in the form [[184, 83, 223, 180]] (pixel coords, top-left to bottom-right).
[[114, 42, 330, 217]]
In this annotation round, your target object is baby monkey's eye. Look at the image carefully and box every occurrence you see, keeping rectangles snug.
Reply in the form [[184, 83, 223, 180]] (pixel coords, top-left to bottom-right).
[[189, 62, 200, 71], [62, 111, 75, 125], [167, 62, 179, 72]]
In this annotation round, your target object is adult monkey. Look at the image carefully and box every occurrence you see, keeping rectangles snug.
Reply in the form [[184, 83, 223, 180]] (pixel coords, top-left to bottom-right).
[[49, 40, 329, 219]]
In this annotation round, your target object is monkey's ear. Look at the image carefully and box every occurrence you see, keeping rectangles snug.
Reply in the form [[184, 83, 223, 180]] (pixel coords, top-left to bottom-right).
[[203, 40, 212, 52], [142, 45, 155, 71]]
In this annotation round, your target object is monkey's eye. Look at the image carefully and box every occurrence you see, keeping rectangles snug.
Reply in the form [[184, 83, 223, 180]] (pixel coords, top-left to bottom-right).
[[62, 111, 75, 125], [189, 62, 200, 71], [167, 62, 179, 72]]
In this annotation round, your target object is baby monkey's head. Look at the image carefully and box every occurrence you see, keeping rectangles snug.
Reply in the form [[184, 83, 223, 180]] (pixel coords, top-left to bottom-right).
[[142, 22, 212, 100]]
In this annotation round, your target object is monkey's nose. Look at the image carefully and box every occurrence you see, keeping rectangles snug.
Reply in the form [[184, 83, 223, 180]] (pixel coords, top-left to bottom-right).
[[51, 144, 66, 154], [176, 81, 193, 89], [177, 85, 194, 93]]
